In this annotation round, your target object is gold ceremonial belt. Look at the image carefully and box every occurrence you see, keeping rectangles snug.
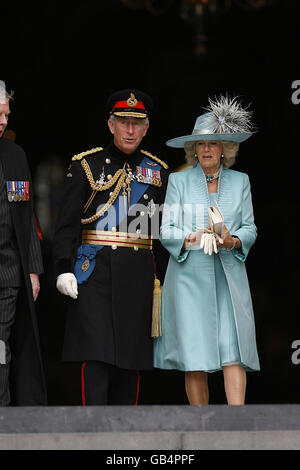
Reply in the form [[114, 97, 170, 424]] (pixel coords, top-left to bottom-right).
[[82, 229, 153, 250]]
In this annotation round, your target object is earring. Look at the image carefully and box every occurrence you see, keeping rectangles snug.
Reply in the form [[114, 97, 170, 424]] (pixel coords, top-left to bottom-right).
[[221, 153, 224, 159], [194, 152, 198, 159]]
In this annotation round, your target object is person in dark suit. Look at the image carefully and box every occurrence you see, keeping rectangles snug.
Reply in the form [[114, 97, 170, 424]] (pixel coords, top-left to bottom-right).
[[0, 80, 47, 406], [53, 89, 169, 405]]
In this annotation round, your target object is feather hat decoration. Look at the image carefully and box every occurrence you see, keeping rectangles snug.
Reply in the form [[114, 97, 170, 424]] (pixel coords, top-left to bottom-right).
[[166, 95, 255, 148], [203, 95, 254, 134]]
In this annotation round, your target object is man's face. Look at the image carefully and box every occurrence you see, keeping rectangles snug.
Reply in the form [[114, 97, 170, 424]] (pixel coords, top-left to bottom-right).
[[0, 101, 10, 138], [107, 116, 149, 155]]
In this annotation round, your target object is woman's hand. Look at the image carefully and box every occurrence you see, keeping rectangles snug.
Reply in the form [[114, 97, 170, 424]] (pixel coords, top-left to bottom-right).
[[184, 226, 241, 252], [216, 226, 241, 251], [184, 229, 213, 250], [184, 232, 198, 249]]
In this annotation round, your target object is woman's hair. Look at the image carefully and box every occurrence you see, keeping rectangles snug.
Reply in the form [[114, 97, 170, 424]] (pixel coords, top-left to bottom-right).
[[184, 140, 240, 169]]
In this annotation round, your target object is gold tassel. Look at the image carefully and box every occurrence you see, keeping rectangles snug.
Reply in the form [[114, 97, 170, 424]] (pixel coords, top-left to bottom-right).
[[151, 276, 162, 338]]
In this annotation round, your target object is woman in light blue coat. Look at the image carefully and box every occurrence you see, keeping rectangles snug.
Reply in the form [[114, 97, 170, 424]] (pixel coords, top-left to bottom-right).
[[154, 96, 260, 405]]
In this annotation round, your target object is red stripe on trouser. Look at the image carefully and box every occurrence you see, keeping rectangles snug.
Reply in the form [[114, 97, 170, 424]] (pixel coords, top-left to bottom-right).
[[135, 370, 140, 406], [81, 362, 86, 406]]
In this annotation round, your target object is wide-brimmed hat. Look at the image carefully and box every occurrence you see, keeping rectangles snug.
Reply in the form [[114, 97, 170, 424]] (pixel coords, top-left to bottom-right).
[[166, 96, 254, 148], [107, 88, 153, 119]]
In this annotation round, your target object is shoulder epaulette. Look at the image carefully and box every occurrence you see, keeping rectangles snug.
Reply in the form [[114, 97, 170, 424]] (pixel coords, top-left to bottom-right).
[[140, 149, 169, 170], [72, 147, 103, 161]]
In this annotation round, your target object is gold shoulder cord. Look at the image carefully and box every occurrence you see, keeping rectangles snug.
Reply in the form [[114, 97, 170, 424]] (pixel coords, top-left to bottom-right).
[[81, 171, 126, 225], [140, 150, 169, 170], [80, 160, 127, 225], [80, 149, 168, 225], [81, 159, 123, 192], [72, 147, 103, 161]]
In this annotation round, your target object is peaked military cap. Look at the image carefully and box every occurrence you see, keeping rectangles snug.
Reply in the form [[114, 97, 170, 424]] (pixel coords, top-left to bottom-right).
[[107, 88, 153, 119]]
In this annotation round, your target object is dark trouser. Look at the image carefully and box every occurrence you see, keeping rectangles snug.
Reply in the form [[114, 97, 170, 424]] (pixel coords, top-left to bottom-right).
[[81, 361, 141, 405], [0, 287, 19, 406]]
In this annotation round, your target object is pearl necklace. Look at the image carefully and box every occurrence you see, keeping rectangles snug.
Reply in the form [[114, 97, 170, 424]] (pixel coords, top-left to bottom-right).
[[205, 169, 220, 183]]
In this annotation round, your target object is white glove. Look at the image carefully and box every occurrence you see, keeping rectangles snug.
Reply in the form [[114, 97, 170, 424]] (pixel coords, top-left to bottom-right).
[[56, 273, 78, 299], [200, 233, 218, 255], [195, 225, 223, 255]]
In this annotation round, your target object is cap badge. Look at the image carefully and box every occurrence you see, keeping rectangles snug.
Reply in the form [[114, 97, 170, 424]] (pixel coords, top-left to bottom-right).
[[127, 93, 138, 108]]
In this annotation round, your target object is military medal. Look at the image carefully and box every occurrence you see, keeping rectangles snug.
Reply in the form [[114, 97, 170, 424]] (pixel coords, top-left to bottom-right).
[[121, 163, 135, 211], [135, 166, 162, 187], [12, 181, 18, 201], [96, 166, 106, 187], [6, 181, 30, 202], [147, 199, 156, 218], [15, 181, 21, 201], [81, 258, 90, 272], [6, 181, 13, 202]]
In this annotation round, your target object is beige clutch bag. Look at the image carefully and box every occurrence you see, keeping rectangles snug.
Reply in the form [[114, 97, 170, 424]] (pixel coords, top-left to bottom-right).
[[207, 202, 224, 238]]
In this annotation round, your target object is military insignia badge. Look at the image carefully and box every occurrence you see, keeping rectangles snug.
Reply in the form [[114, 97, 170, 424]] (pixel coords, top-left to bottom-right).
[[147, 199, 156, 218], [81, 258, 90, 272], [95, 166, 106, 187], [127, 93, 138, 107]]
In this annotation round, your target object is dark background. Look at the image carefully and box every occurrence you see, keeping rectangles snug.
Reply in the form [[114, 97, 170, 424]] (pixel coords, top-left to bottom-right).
[[1, 0, 300, 405]]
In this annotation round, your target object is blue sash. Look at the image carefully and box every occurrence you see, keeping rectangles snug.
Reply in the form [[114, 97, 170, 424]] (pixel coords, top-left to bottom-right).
[[74, 157, 161, 284]]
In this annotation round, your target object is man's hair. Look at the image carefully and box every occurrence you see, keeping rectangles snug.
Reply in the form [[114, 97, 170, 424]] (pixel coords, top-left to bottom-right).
[[184, 140, 239, 169], [5, 89, 14, 102]]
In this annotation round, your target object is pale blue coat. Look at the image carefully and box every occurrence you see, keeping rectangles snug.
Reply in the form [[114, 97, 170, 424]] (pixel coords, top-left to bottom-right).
[[154, 163, 260, 372]]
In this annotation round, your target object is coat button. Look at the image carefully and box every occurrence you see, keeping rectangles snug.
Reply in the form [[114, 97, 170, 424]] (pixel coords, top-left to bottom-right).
[[106, 158, 111, 164], [112, 244, 117, 250], [143, 194, 148, 200], [140, 211, 145, 216], [107, 174, 112, 180], [134, 246, 139, 251]]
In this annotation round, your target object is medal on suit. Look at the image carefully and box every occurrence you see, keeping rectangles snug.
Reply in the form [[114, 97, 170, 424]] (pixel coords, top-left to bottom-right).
[[6, 181, 30, 202]]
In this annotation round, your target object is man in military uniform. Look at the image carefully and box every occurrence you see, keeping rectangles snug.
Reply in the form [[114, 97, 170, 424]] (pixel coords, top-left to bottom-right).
[[53, 89, 169, 405], [0, 80, 47, 406]]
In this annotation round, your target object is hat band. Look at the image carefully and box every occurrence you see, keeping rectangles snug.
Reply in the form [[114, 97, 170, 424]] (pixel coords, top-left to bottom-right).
[[113, 111, 147, 118], [113, 100, 145, 111], [192, 127, 216, 136]]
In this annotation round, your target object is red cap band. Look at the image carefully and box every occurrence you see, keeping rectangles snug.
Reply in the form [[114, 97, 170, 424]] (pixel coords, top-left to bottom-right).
[[112, 100, 146, 110]]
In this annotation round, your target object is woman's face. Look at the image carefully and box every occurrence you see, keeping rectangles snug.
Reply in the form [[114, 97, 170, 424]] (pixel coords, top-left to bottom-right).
[[195, 140, 223, 173]]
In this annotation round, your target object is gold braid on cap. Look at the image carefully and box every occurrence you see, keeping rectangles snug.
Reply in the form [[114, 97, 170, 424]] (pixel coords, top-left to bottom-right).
[[140, 150, 168, 169], [72, 147, 103, 161]]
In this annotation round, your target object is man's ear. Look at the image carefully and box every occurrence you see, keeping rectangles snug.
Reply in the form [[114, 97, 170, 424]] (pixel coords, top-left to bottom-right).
[[107, 118, 114, 135], [143, 121, 150, 137]]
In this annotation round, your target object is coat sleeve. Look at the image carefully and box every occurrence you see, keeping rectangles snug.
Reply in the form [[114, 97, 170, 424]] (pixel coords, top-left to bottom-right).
[[52, 160, 88, 277], [232, 173, 257, 262], [159, 173, 190, 263]]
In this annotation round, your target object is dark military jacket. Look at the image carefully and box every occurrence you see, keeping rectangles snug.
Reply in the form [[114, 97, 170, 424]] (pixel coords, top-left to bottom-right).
[[53, 141, 169, 369], [0, 138, 47, 405]]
